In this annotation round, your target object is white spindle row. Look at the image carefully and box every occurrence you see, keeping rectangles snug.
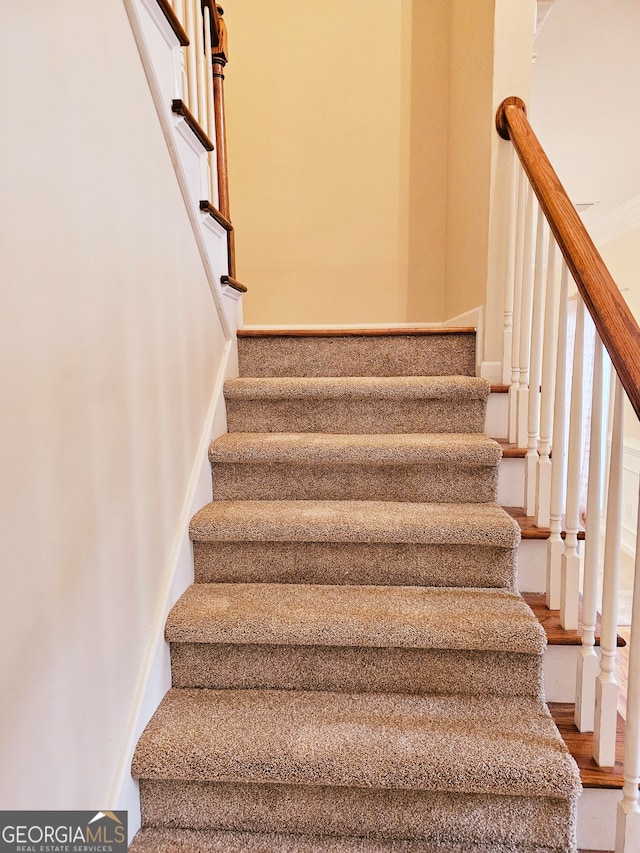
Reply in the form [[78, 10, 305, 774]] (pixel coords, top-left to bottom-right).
[[505, 157, 639, 850], [171, 0, 220, 205], [617, 503, 640, 848], [508, 168, 526, 445], [595, 375, 624, 767], [575, 334, 604, 732], [517, 184, 535, 451], [524, 207, 545, 518], [561, 297, 584, 632], [535, 236, 557, 529], [546, 261, 569, 611]]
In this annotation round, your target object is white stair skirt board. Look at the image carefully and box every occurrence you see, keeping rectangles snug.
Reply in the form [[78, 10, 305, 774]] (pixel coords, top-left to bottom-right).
[[577, 787, 619, 851], [517, 539, 547, 594], [498, 456, 525, 506], [544, 646, 601, 703], [485, 391, 509, 440]]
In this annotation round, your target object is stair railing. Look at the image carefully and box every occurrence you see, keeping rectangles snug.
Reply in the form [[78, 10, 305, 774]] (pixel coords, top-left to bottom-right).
[[159, 0, 245, 291], [496, 96, 640, 849]]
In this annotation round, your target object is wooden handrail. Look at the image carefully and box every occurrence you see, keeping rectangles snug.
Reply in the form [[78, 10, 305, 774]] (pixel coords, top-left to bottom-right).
[[496, 97, 640, 421]]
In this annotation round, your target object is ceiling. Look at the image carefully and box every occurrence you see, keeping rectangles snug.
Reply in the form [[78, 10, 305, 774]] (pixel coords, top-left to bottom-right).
[[531, 0, 640, 243]]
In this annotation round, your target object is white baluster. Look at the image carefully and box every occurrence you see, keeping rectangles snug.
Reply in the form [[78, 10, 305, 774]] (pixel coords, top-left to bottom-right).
[[615, 482, 640, 849], [517, 187, 536, 450], [184, 0, 198, 118], [594, 374, 624, 767], [546, 261, 570, 610], [502, 153, 518, 386], [525, 208, 545, 516], [194, 0, 208, 132], [560, 297, 585, 631], [203, 4, 218, 205], [509, 168, 526, 445], [535, 237, 558, 528], [575, 333, 604, 731]]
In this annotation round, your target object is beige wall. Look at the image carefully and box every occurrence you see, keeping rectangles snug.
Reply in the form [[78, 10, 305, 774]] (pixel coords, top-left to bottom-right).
[[223, 1, 534, 332], [224, 0, 493, 326], [224, 0, 413, 325], [405, 0, 450, 321], [444, 0, 495, 321]]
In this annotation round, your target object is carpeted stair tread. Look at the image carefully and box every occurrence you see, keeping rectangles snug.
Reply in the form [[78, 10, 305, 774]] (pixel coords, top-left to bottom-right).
[[209, 433, 501, 502], [190, 500, 520, 548], [224, 376, 489, 434], [237, 329, 476, 378], [224, 375, 489, 400], [128, 827, 567, 853], [132, 688, 580, 801], [209, 432, 502, 465], [166, 583, 545, 654]]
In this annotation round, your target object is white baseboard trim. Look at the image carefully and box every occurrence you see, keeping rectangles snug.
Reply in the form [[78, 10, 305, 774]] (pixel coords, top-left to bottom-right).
[[108, 340, 233, 840], [239, 322, 444, 330], [443, 306, 481, 328]]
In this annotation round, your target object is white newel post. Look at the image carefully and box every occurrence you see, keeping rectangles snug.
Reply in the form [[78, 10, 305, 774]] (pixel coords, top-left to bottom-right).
[[560, 298, 585, 631], [525, 208, 545, 516], [594, 374, 624, 767], [509, 168, 527, 445], [517, 187, 536, 450], [575, 333, 604, 731], [502, 154, 518, 386], [616, 481, 640, 850], [546, 261, 570, 610], [536, 237, 558, 528]]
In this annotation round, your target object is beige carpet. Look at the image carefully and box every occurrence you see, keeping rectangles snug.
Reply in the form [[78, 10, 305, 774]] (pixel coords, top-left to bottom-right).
[[131, 330, 581, 852]]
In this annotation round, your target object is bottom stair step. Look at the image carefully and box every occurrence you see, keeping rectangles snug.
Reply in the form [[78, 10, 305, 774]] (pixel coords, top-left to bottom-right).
[[133, 689, 581, 851], [129, 827, 574, 853]]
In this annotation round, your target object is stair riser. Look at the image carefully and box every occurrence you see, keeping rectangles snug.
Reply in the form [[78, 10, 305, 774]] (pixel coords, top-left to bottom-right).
[[225, 399, 486, 434], [237, 335, 476, 378], [211, 463, 498, 503], [170, 643, 543, 698], [193, 542, 517, 589], [129, 828, 577, 853], [139, 780, 576, 850]]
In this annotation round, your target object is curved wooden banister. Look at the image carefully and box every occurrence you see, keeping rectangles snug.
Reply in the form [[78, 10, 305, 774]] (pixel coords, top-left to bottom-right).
[[496, 97, 640, 421]]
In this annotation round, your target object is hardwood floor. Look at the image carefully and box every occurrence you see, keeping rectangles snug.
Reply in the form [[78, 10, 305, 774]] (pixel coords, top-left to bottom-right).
[[549, 703, 625, 788]]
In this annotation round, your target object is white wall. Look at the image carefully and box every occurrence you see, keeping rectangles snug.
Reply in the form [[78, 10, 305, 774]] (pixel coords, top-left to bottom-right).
[[0, 0, 230, 820]]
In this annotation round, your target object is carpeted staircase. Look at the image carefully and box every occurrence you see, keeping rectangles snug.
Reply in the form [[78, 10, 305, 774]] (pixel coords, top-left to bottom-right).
[[130, 329, 581, 852]]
